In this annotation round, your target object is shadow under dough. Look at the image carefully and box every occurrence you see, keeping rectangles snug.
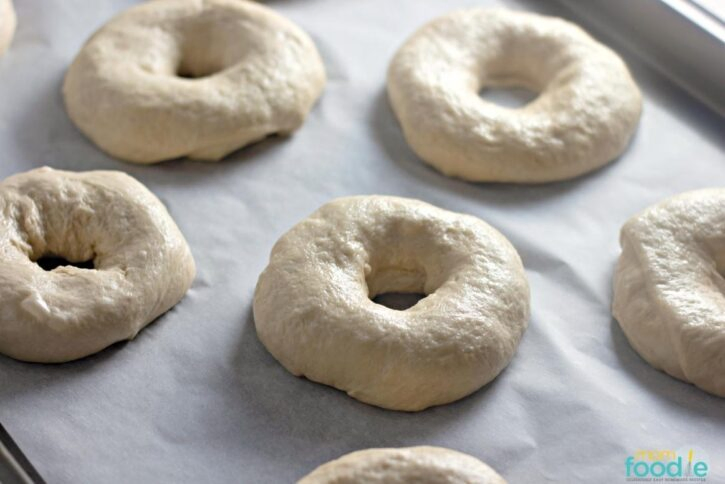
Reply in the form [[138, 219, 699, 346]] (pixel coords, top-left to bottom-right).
[[229, 306, 509, 446]]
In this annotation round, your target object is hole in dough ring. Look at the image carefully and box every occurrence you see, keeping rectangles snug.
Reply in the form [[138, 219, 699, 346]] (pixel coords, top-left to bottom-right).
[[0, 167, 196, 363], [613, 188, 725, 397], [62, 0, 326, 164], [0, 0, 16, 56], [298, 446, 507, 484], [253, 196, 530, 411], [387, 8, 643, 183]]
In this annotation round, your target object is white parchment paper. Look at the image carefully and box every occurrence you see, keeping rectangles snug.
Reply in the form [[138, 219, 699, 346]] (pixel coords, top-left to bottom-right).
[[0, 0, 723, 482]]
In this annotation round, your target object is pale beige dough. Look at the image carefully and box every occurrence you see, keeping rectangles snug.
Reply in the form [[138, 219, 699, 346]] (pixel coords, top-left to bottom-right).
[[613, 188, 725, 397], [63, 0, 326, 164], [0, 167, 196, 363], [0, 0, 15, 56], [254, 196, 530, 411], [387, 8, 642, 183], [298, 446, 507, 484]]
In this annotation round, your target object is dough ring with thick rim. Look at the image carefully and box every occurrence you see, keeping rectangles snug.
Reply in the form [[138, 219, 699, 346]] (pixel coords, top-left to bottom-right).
[[63, 0, 326, 164], [298, 446, 507, 484], [613, 188, 725, 397], [254, 196, 530, 411], [0, 167, 196, 363], [387, 8, 642, 183], [0, 0, 16, 56]]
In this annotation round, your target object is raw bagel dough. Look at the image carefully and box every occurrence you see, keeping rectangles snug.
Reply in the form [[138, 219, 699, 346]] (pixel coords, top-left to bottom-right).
[[0, 167, 196, 363], [613, 188, 725, 397], [387, 8, 642, 183], [0, 0, 15, 56], [63, 0, 326, 164], [254, 196, 530, 411], [298, 446, 507, 484]]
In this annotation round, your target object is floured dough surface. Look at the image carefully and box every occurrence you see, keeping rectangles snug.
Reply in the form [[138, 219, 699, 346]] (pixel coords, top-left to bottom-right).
[[613, 188, 725, 397], [63, 0, 326, 164], [254, 196, 530, 411], [0, 167, 196, 363], [387, 8, 642, 183], [0, 0, 16, 56], [298, 446, 507, 484]]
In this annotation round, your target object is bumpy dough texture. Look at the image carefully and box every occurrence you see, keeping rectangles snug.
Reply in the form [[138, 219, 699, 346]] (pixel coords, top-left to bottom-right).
[[63, 0, 326, 164], [0, 0, 16, 56], [387, 8, 642, 183], [298, 446, 507, 484], [613, 189, 725, 397], [0, 167, 196, 363], [254, 196, 530, 411]]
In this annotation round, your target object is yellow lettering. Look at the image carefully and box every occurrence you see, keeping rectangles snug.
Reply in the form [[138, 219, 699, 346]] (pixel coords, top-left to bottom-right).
[[633, 449, 676, 461], [660, 450, 676, 461]]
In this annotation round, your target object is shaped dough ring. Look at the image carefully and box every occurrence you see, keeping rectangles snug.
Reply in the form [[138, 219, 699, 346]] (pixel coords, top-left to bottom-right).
[[0, 167, 196, 363], [299, 446, 507, 484], [63, 0, 326, 164], [0, 0, 16, 56], [254, 196, 530, 411], [613, 188, 725, 397], [387, 8, 642, 183]]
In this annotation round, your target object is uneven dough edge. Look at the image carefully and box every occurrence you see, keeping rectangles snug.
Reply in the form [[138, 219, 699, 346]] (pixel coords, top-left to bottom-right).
[[62, 0, 326, 164], [0, 167, 197, 363], [612, 191, 725, 398], [386, 8, 642, 183], [298, 446, 507, 484], [254, 196, 530, 411]]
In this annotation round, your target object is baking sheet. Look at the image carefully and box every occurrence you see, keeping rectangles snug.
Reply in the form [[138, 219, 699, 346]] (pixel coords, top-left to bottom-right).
[[0, 0, 723, 482]]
